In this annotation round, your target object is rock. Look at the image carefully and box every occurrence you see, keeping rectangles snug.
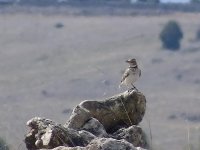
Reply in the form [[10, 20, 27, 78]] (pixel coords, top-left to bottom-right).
[[81, 118, 108, 138], [85, 138, 138, 150], [24, 90, 147, 150], [65, 90, 146, 132], [25, 117, 96, 149], [136, 147, 147, 150], [42, 138, 144, 150], [41, 146, 85, 150], [112, 125, 147, 148]]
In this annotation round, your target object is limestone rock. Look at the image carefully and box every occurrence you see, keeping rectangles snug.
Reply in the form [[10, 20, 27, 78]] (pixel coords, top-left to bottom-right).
[[86, 138, 137, 150], [41, 146, 85, 150], [65, 90, 146, 132], [42, 138, 146, 150], [24, 90, 147, 150], [25, 117, 96, 149], [81, 118, 108, 137], [112, 125, 147, 148]]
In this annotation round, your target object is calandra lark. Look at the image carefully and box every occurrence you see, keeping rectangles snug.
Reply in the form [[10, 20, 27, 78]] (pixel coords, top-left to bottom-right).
[[120, 58, 141, 91]]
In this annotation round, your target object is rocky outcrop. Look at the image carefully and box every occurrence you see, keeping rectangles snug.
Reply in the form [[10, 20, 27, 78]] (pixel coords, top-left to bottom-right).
[[41, 138, 147, 150], [65, 90, 146, 132], [24, 90, 147, 150]]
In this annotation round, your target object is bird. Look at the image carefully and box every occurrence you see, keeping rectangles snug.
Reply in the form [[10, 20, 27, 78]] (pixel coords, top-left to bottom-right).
[[119, 58, 141, 91]]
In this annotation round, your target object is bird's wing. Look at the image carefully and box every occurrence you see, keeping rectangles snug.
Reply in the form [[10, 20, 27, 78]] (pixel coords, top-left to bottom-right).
[[121, 69, 129, 83]]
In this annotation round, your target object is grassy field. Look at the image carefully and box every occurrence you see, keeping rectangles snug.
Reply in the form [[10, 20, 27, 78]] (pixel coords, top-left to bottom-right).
[[0, 10, 200, 149]]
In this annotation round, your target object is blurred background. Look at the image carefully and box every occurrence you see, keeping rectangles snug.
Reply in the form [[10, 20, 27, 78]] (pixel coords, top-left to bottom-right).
[[0, 0, 200, 149]]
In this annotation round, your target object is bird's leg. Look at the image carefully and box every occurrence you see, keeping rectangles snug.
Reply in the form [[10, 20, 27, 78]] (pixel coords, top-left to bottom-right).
[[128, 88, 132, 92], [131, 83, 138, 91], [127, 85, 133, 92]]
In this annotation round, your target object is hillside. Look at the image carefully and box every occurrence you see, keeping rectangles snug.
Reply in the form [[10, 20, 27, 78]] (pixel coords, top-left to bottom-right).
[[0, 11, 200, 150]]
